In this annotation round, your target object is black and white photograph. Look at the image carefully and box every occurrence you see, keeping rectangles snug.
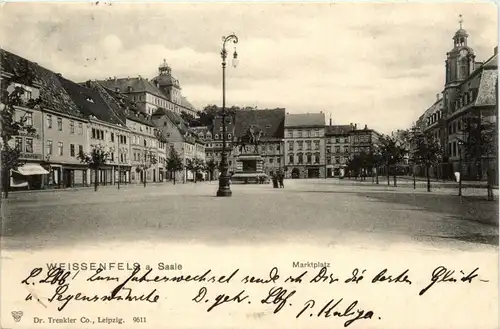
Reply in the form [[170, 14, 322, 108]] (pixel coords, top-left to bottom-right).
[[0, 2, 498, 328]]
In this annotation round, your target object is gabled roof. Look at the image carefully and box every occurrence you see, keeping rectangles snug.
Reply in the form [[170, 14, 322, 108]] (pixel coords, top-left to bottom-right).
[[325, 125, 351, 135], [1, 49, 83, 118], [59, 78, 125, 125], [285, 113, 325, 127], [234, 108, 285, 139]]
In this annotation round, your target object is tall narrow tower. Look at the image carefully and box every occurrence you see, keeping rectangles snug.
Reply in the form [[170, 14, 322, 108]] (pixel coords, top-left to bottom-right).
[[443, 14, 475, 114]]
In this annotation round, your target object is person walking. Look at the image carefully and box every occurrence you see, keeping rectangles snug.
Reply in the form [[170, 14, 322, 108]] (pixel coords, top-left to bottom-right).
[[272, 173, 279, 188], [278, 172, 284, 188]]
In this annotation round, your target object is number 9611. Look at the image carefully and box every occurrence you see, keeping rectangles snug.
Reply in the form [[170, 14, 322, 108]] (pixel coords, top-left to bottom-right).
[[133, 317, 147, 323]]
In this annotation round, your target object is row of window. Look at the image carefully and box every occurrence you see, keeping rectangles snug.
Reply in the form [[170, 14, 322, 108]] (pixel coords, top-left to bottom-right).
[[128, 121, 155, 135], [46, 115, 84, 135], [14, 137, 34, 153], [427, 111, 443, 126], [327, 146, 349, 154], [288, 153, 321, 165], [45, 140, 83, 157], [287, 140, 321, 151], [351, 135, 371, 144], [327, 137, 349, 144], [352, 146, 371, 153], [326, 156, 349, 165], [286, 129, 321, 138], [448, 120, 463, 135], [454, 89, 476, 112]]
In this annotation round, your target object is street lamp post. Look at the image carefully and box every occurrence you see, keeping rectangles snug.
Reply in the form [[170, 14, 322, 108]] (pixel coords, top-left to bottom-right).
[[458, 140, 464, 196], [217, 34, 239, 197]]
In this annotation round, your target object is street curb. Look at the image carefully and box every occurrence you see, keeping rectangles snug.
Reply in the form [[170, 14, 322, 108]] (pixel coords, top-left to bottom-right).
[[3, 181, 211, 196]]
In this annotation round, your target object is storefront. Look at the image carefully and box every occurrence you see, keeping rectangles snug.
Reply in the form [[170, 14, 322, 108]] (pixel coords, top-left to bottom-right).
[[11, 163, 49, 190]]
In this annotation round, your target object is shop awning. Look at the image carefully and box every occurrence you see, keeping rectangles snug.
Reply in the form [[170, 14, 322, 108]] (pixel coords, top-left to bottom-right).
[[14, 163, 49, 176]]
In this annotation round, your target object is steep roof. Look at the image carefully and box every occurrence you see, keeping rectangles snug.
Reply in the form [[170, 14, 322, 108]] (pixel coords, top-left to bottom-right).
[[285, 112, 325, 127], [233, 108, 285, 139], [98, 77, 166, 100], [180, 96, 197, 112], [325, 125, 351, 135], [152, 107, 202, 143], [1, 49, 83, 118], [474, 68, 498, 107], [59, 78, 126, 125], [98, 85, 155, 126]]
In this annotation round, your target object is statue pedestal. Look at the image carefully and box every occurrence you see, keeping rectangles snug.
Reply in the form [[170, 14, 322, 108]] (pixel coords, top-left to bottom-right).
[[231, 154, 268, 184]]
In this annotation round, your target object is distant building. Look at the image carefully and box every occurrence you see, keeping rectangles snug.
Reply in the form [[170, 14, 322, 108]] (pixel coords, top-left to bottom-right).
[[416, 17, 498, 181], [152, 108, 205, 182], [325, 122, 351, 177], [97, 60, 197, 117], [284, 112, 326, 178], [232, 108, 285, 176], [209, 108, 286, 176]]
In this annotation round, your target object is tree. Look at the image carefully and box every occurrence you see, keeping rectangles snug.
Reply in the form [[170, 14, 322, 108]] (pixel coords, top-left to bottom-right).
[[198, 105, 220, 127], [136, 148, 157, 188], [378, 134, 405, 187], [1, 76, 39, 198], [180, 111, 200, 127], [166, 146, 184, 185], [77, 144, 113, 191], [205, 159, 217, 181], [413, 133, 442, 192], [186, 157, 205, 183], [461, 114, 497, 200]]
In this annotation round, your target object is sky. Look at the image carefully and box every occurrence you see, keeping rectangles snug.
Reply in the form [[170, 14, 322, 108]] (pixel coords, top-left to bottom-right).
[[0, 2, 497, 134]]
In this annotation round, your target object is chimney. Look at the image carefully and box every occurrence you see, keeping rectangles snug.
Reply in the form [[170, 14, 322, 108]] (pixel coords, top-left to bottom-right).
[[364, 124, 367, 130], [495, 46, 498, 55], [354, 124, 357, 130], [436, 93, 440, 101], [329, 118, 332, 126]]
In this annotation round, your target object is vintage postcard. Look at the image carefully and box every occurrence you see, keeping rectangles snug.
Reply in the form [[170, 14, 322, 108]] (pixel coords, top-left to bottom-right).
[[0, 1, 498, 328]]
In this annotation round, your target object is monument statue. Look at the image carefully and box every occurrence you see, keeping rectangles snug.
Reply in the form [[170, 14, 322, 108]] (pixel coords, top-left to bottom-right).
[[238, 125, 263, 154]]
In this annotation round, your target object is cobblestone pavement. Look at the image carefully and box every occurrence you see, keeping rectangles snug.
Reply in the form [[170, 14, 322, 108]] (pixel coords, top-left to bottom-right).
[[1, 179, 497, 251]]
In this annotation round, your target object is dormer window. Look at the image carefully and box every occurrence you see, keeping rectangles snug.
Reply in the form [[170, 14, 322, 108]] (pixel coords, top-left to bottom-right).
[[86, 97, 94, 103], [115, 88, 120, 92]]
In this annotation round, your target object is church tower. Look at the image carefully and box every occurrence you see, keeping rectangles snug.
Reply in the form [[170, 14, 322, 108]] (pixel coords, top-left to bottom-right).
[[152, 59, 182, 105], [443, 15, 475, 113]]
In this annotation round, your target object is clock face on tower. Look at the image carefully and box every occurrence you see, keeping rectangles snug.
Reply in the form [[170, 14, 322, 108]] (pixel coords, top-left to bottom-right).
[[459, 49, 468, 59]]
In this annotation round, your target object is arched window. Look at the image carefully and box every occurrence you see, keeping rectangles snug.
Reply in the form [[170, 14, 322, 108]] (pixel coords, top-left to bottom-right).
[[289, 154, 294, 164]]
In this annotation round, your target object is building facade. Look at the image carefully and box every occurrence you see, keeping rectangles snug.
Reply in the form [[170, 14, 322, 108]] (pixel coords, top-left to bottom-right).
[[325, 123, 351, 177], [152, 108, 205, 182], [1, 49, 171, 191], [99, 60, 197, 117], [416, 19, 498, 181], [284, 112, 326, 179]]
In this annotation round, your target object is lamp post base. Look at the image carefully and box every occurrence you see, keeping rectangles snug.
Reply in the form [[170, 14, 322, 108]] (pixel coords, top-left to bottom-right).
[[216, 188, 232, 197], [216, 174, 232, 197]]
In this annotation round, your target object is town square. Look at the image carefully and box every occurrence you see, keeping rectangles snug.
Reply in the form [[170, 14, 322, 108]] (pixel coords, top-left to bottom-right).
[[0, 2, 498, 329]]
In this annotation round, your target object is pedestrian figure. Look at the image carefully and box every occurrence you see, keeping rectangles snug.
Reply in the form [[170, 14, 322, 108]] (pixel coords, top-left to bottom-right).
[[272, 174, 279, 188], [278, 172, 284, 188]]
